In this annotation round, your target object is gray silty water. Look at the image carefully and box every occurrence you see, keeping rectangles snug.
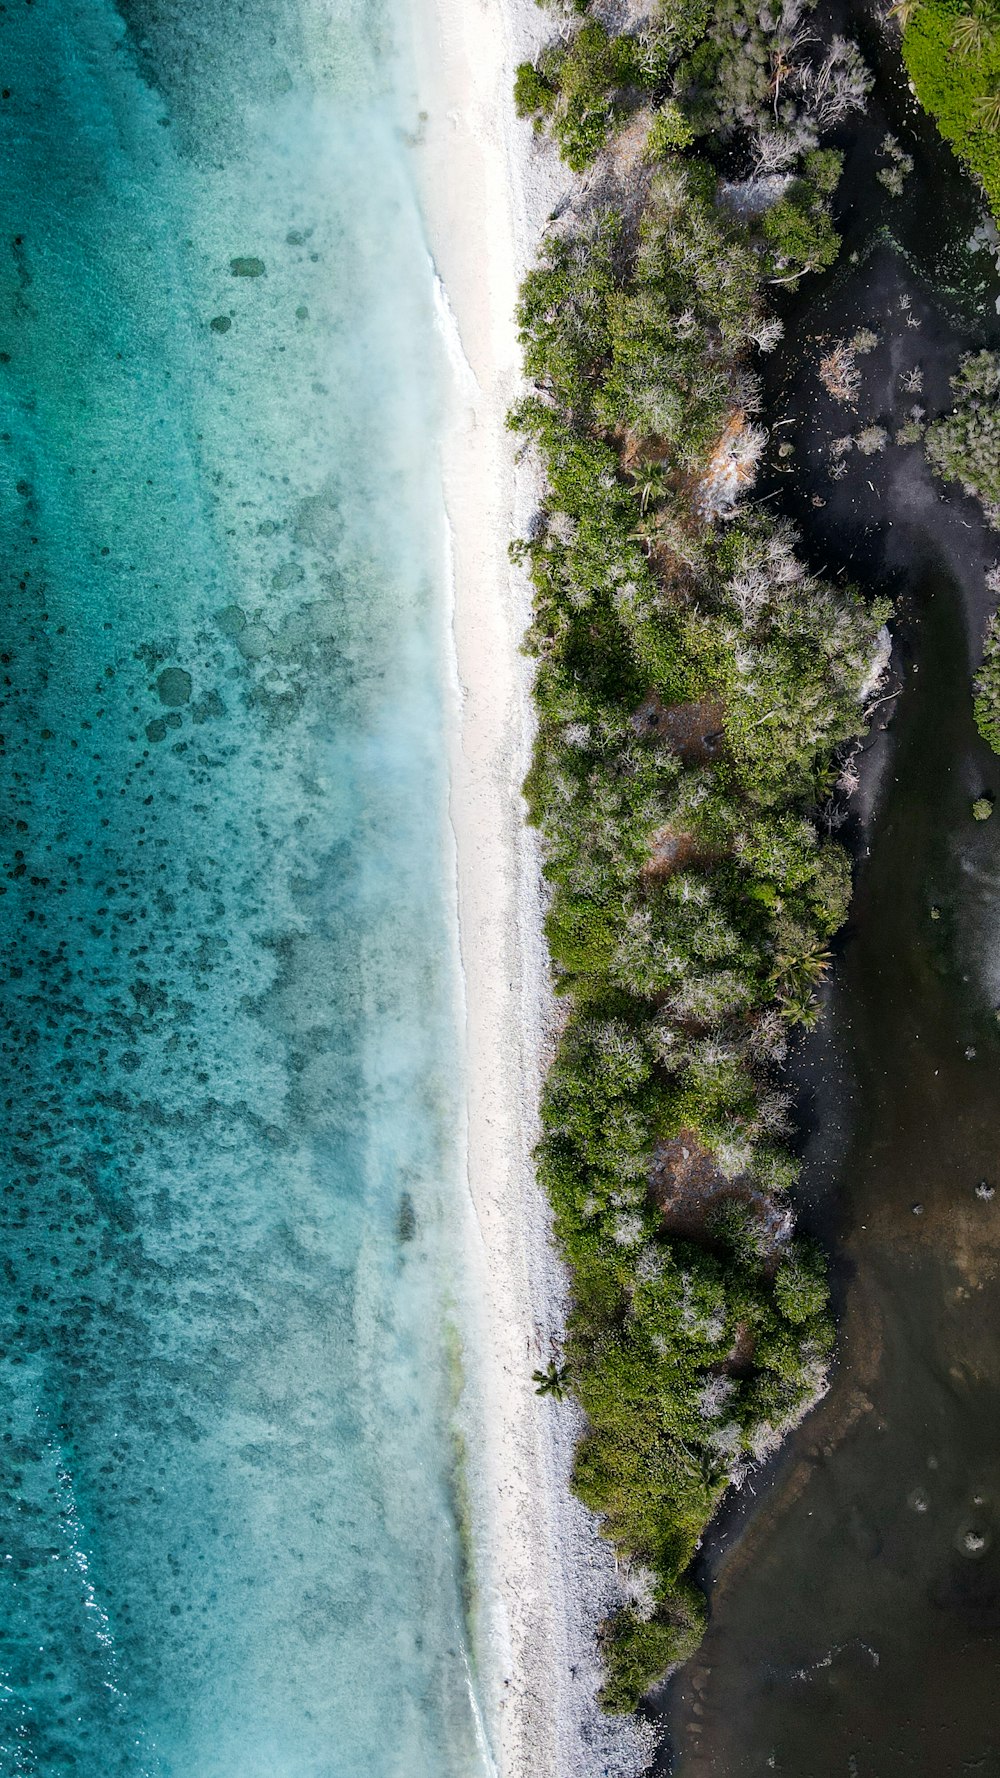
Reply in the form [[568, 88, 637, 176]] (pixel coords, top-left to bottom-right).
[[0, 3, 491, 1776], [662, 7, 1000, 1771]]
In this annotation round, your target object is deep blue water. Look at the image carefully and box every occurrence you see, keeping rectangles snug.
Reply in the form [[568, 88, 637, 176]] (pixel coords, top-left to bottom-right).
[[0, 2, 490, 1773]]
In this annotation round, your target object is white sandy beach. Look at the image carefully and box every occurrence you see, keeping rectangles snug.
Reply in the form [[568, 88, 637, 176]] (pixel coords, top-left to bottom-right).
[[409, 4, 658, 1775]]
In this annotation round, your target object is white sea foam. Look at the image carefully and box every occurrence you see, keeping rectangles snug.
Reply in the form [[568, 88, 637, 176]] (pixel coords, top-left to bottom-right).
[[431, 258, 481, 401]]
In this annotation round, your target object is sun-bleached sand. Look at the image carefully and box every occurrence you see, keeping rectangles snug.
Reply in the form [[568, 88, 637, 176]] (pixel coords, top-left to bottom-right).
[[408, 4, 658, 1775]]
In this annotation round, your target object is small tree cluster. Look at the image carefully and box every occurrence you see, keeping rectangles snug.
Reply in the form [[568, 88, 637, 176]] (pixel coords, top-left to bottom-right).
[[924, 351, 1000, 521], [975, 583, 1000, 753], [876, 131, 914, 196]]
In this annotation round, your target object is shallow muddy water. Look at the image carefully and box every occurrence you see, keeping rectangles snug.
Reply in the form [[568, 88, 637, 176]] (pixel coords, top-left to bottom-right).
[[668, 569, 1000, 1777], [663, 6, 1000, 1771]]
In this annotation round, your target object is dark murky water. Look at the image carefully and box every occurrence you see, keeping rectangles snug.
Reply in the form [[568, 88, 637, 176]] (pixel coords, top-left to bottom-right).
[[664, 5, 1000, 1770], [669, 571, 1000, 1776]]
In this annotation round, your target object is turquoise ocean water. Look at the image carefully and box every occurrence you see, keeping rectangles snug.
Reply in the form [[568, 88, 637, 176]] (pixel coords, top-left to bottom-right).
[[0, 3, 493, 1774]]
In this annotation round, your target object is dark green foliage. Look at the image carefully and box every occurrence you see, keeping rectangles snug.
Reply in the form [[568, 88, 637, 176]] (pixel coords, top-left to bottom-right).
[[517, 0, 868, 185], [512, 0, 880, 1715], [903, 0, 1000, 218], [514, 61, 559, 124], [925, 358, 1000, 750], [514, 23, 652, 168], [646, 101, 697, 158], [594, 161, 763, 452], [656, 0, 714, 58], [974, 606, 1000, 752], [599, 1590, 707, 1713], [762, 183, 841, 280], [804, 147, 846, 196], [774, 1244, 829, 1324], [924, 351, 1000, 512]]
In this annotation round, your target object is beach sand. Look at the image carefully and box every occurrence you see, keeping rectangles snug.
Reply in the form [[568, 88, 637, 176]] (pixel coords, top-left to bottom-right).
[[409, 4, 658, 1774]]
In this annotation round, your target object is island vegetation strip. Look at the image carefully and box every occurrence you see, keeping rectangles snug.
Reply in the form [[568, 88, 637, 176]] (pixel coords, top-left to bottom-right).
[[510, 0, 891, 1712]]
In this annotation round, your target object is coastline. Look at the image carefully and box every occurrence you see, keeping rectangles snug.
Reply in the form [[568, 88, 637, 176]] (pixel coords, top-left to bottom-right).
[[401, 0, 1000, 1769], [408, 2, 657, 1774]]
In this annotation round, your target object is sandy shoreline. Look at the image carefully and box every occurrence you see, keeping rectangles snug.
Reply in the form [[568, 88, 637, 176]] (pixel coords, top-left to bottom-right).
[[409, 4, 657, 1775]]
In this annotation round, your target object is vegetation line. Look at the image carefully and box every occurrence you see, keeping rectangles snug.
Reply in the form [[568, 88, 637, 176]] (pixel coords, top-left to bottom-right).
[[513, 0, 889, 1711], [891, 0, 1000, 759]]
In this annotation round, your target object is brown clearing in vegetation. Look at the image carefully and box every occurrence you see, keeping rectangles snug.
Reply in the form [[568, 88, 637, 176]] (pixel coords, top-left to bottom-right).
[[649, 1128, 794, 1274], [696, 410, 765, 517], [631, 694, 726, 763], [643, 825, 706, 879]]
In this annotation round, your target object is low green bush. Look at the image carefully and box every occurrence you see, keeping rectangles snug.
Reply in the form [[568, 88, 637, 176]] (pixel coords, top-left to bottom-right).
[[925, 350, 1000, 511], [646, 101, 697, 158], [763, 185, 841, 281], [599, 1591, 707, 1713], [974, 607, 1000, 752], [514, 22, 652, 168]]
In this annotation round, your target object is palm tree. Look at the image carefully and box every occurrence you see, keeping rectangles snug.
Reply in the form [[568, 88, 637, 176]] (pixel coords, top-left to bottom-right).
[[953, 10, 989, 53], [975, 87, 1000, 128], [634, 463, 672, 515], [780, 991, 823, 1030], [532, 1360, 571, 1400], [887, 0, 921, 27], [769, 937, 832, 1004]]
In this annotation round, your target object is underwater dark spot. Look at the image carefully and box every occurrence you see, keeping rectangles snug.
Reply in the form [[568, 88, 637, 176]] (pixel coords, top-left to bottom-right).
[[191, 690, 225, 724], [209, 315, 231, 334], [293, 487, 343, 552], [145, 718, 167, 744], [229, 256, 265, 278], [272, 561, 304, 591], [397, 1191, 416, 1243], [295, 305, 309, 321], [215, 604, 247, 639], [156, 667, 192, 707]]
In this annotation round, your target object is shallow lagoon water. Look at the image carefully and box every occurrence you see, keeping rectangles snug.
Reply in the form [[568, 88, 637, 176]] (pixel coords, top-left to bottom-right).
[[0, 3, 491, 1775]]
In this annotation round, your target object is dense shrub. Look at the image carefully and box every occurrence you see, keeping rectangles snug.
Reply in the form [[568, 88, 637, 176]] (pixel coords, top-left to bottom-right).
[[924, 365, 1000, 753], [924, 351, 1000, 517], [762, 185, 841, 279], [599, 1591, 707, 1713], [646, 101, 697, 158], [903, 0, 1000, 218], [517, 0, 868, 172], [974, 604, 1000, 752], [514, 22, 655, 168]]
